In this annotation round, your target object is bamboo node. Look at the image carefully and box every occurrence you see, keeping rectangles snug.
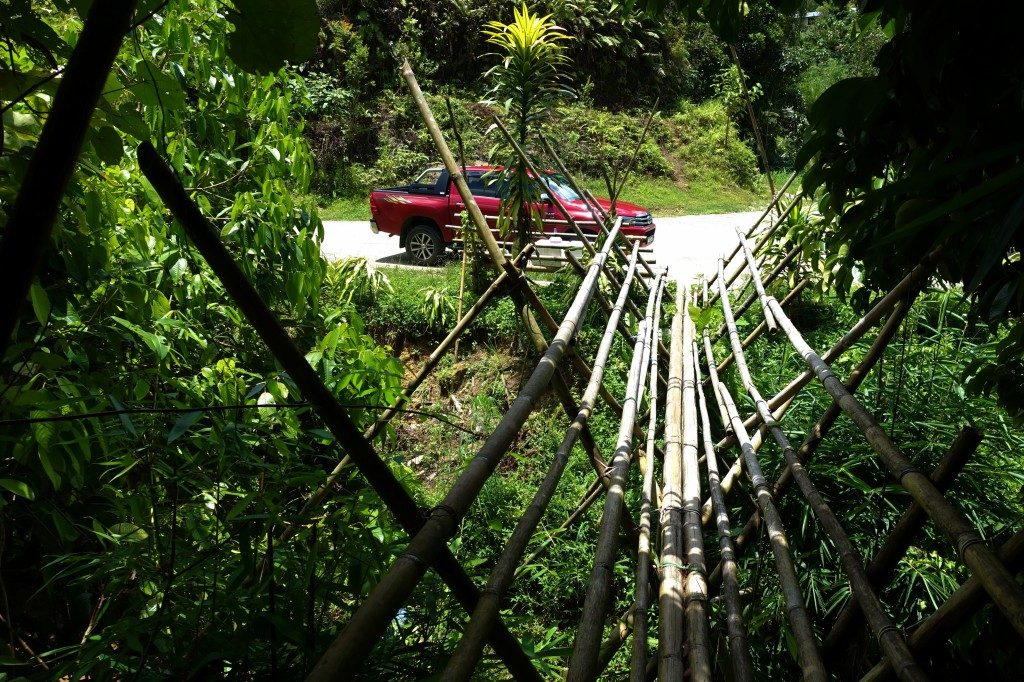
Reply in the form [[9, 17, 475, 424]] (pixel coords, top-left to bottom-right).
[[876, 623, 901, 641], [398, 550, 427, 567], [956, 533, 986, 559], [893, 465, 924, 483], [661, 559, 687, 571]]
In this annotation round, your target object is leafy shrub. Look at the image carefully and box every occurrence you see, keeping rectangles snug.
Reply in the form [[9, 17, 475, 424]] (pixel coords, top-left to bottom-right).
[[670, 100, 759, 188]]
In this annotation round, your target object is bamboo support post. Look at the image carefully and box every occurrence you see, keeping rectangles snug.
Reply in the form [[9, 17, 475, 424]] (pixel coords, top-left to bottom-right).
[[308, 222, 621, 678], [823, 426, 983, 659], [443, 246, 646, 680], [567, 272, 659, 681], [681, 286, 712, 680], [708, 299, 913, 591], [719, 251, 924, 680], [693, 336, 753, 682], [0, 0, 138, 360], [861, 530, 1024, 682], [765, 294, 1024, 640], [136, 144, 541, 681], [631, 277, 666, 680], [282, 245, 536, 542]]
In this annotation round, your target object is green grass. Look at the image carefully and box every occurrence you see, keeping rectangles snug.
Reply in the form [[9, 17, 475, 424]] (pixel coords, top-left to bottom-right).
[[319, 194, 371, 220], [580, 174, 781, 216]]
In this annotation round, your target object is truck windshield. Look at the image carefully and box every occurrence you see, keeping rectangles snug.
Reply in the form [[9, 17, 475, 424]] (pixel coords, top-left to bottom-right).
[[542, 174, 583, 202]]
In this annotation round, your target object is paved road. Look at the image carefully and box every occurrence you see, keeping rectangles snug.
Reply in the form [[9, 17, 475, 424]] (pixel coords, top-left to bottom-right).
[[321, 211, 762, 282]]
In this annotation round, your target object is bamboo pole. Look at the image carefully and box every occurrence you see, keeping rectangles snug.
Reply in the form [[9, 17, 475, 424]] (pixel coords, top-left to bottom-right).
[[765, 296, 1024, 639], [714, 279, 809, 376], [136, 144, 540, 681], [705, 189, 803, 306], [0, 0, 138, 360], [693, 336, 753, 682], [712, 239, 803, 342], [567, 273, 658, 682], [308, 224, 621, 679], [281, 245, 536, 543], [442, 246, 646, 680], [681, 286, 712, 681], [718, 251, 924, 680], [712, 264, 831, 675], [736, 229, 778, 333], [702, 329, 826, 681], [861, 530, 1024, 682], [707, 299, 913, 592], [728, 44, 776, 199], [703, 170, 799, 292], [823, 426, 983, 659], [713, 254, 937, 450], [631, 277, 666, 680], [657, 282, 686, 681]]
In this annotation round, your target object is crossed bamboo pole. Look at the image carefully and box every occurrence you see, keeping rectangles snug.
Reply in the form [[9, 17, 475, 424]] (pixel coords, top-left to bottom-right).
[[136, 143, 543, 680]]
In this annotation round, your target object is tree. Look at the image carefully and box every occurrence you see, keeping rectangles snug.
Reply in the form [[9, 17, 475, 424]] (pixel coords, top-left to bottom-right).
[[483, 3, 571, 251]]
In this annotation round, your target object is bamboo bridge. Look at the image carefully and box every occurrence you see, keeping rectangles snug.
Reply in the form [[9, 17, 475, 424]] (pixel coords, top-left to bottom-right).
[[129, 61, 1024, 681]]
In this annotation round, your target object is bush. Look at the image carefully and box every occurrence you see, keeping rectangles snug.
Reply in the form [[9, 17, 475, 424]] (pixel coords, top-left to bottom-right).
[[670, 100, 758, 188]]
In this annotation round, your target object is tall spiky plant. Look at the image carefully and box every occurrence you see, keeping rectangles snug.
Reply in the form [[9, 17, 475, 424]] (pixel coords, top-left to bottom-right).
[[484, 4, 572, 250]]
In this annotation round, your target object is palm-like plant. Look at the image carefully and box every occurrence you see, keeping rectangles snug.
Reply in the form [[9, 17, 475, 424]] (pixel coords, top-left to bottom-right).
[[484, 4, 572, 250]]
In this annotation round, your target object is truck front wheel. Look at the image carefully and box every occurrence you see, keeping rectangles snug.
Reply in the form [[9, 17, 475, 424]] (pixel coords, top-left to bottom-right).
[[406, 224, 444, 266]]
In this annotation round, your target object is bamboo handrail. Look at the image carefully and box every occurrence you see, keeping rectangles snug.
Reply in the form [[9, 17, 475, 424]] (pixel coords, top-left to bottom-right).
[[736, 230, 778, 333], [658, 282, 687, 680], [707, 298, 914, 592], [714, 279, 808, 375], [720, 249, 924, 680], [681, 287, 712, 680], [765, 295, 1024, 640], [705, 188, 803, 307], [630, 277, 665, 680], [442, 245, 646, 680], [823, 426, 983, 661], [567, 271, 659, 681], [137, 143, 541, 681], [693, 336, 753, 682], [308, 224, 621, 679], [703, 328, 826, 681]]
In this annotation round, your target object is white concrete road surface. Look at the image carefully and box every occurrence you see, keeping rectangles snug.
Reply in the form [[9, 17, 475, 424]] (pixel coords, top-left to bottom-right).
[[320, 211, 762, 283]]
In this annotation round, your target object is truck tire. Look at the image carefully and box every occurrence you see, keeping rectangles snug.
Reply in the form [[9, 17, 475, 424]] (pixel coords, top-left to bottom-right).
[[406, 224, 444, 266]]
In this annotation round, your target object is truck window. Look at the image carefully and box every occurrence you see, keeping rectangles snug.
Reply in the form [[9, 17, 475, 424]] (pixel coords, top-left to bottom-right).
[[467, 171, 503, 197], [413, 168, 444, 189]]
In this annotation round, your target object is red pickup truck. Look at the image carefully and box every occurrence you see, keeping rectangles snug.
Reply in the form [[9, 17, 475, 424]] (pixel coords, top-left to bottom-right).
[[369, 165, 656, 265]]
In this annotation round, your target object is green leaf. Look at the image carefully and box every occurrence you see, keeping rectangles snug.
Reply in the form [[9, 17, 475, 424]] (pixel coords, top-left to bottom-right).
[[0, 478, 35, 500], [29, 282, 50, 324], [227, 0, 319, 74], [167, 410, 202, 444], [91, 124, 123, 165], [108, 394, 137, 437]]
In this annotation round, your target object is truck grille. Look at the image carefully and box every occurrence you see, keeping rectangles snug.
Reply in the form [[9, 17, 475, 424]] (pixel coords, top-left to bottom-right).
[[631, 213, 653, 226]]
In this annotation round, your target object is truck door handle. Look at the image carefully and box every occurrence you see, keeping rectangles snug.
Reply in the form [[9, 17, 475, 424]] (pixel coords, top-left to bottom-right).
[[454, 202, 465, 208]]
